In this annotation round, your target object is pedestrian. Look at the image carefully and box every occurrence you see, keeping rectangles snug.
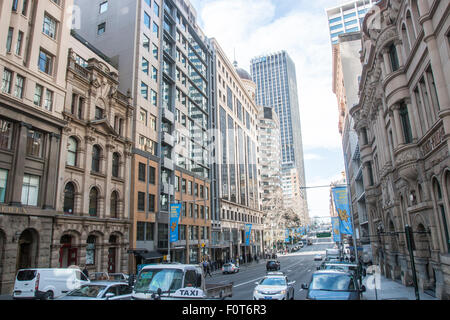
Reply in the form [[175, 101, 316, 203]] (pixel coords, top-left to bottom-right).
[[202, 259, 208, 275], [206, 261, 212, 277], [82, 265, 89, 279]]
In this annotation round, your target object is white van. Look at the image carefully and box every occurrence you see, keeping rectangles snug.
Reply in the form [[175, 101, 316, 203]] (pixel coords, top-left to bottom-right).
[[13, 268, 90, 300]]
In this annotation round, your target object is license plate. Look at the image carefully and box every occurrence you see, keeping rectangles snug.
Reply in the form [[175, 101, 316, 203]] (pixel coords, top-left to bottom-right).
[[14, 291, 21, 295], [264, 296, 272, 300]]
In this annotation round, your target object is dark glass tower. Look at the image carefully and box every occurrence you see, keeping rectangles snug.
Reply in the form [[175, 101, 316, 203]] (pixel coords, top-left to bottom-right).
[[250, 51, 308, 220]]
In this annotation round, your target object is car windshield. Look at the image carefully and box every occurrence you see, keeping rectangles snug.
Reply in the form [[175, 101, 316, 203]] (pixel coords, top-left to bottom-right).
[[134, 269, 184, 294], [267, 261, 277, 265], [223, 264, 232, 267], [67, 285, 107, 297], [310, 274, 354, 291], [260, 277, 286, 286]]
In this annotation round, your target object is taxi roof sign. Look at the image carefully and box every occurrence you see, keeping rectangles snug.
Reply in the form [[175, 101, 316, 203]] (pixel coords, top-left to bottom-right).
[[172, 287, 206, 299]]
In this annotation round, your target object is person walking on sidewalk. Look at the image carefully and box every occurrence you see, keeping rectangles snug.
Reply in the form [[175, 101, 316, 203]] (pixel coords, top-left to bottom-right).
[[206, 261, 212, 277]]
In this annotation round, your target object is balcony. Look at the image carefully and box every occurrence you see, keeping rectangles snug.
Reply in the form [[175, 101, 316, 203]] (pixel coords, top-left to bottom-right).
[[162, 108, 174, 123], [394, 144, 420, 181], [162, 132, 175, 147], [162, 156, 174, 171]]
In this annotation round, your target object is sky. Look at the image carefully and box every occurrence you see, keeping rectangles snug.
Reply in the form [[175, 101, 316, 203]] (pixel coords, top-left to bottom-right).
[[190, 0, 347, 219]]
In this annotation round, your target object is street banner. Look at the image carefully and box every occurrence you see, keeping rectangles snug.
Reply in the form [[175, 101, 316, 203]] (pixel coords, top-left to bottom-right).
[[285, 229, 290, 243], [331, 217, 341, 242], [169, 203, 181, 243], [332, 186, 353, 235], [245, 224, 252, 245], [307, 225, 310, 233]]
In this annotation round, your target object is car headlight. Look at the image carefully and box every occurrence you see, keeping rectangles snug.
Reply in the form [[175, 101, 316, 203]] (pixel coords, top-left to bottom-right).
[[279, 290, 286, 295]]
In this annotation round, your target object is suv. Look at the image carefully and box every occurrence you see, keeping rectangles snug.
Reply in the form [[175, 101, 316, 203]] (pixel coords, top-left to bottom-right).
[[266, 260, 280, 271]]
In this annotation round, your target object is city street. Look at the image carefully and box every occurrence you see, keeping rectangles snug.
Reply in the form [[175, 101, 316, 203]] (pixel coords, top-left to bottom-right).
[[206, 238, 334, 300]]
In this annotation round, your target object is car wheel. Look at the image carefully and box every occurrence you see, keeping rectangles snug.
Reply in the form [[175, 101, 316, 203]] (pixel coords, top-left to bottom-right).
[[43, 291, 54, 300]]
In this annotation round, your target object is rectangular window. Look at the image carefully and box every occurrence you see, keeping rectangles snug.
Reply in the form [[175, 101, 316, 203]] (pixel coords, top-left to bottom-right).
[[6, 28, 13, 53], [153, 2, 160, 17], [143, 34, 150, 51], [149, 166, 156, 184], [2, 69, 12, 93], [175, 176, 179, 192], [0, 169, 7, 203], [16, 31, 23, 55], [149, 115, 156, 131], [142, 57, 149, 74], [182, 178, 186, 193], [152, 22, 159, 38], [158, 223, 168, 248], [0, 119, 13, 150], [188, 181, 192, 195], [151, 89, 157, 106], [26, 129, 43, 157], [146, 222, 154, 241], [399, 103, 413, 144], [38, 49, 53, 75], [99, 1, 108, 14], [12, 0, 18, 11], [148, 194, 155, 212], [152, 66, 158, 81], [21, 174, 40, 206], [43, 13, 57, 39], [95, 106, 104, 120], [97, 22, 106, 35], [138, 162, 146, 181], [139, 108, 148, 126], [14, 74, 24, 99], [144, 12, 150, 28], [137, 222, 145, 241], [179, 225, 186, 240], [152, 43, 158, 59], [141, 82, 148, 99], [137, 192, 145, 211], [44, 89, 53, 111]]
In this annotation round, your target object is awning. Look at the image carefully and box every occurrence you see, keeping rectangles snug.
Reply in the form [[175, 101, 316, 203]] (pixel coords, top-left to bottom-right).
[[128, 249, 164, 260]]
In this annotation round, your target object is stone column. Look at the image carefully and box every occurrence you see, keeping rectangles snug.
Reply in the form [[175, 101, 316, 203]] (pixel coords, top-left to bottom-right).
[[382, 48, 392, 74], [392, 106, 404, 145], [405, 98, 420, 140], [9, 122, 31, 206], [83, 135, 95, 215], [379, 55, 387, 79], [394, 40, 405, 66], [388, 111, 399, 148], [43, 133, 61, 209]]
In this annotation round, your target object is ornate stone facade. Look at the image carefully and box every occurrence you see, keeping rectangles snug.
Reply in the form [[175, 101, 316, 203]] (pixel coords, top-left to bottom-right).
[[51, 35, 133, 275], [350, 0, 450, 299]]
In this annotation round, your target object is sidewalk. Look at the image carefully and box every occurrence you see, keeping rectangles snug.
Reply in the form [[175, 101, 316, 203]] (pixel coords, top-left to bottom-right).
[[362, 274, 438, 300]]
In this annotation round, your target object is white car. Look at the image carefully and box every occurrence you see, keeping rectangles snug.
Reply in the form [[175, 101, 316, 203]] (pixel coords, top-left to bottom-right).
[[222, 263, 239, 274], [253, 275, 296, 300], [314, 254, 323, 261]]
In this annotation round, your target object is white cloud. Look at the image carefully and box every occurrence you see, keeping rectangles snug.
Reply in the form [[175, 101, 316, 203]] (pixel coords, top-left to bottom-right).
[[198, 0, 342, 150], [304, 153, 323, 161]]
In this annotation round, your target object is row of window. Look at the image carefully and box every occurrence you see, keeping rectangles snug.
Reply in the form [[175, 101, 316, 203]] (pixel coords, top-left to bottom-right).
[[221, 209, 262, 224], [136, 221, 210, 242], [0, 118, 46, 157]]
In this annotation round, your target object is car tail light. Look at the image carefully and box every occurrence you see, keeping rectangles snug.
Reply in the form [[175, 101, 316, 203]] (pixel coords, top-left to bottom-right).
[[35, 273, 40, 291]]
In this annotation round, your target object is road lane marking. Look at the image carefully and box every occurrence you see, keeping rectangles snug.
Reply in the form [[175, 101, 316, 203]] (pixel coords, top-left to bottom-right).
[[233, 277, 265, 288]]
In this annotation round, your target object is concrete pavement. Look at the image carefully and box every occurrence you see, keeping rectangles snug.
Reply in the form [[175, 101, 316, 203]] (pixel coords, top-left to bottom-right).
[[362, 273, 438, 300]]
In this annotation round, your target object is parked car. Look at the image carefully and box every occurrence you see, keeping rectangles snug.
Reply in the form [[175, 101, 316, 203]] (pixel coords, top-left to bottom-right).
[[108, 273, 129, 282], [266, 260, 281, 271], [57, 281, 132, 300], [90, 272, 110, 281], [301, 270, 365, 300], [222, 263, 239, 274], [253, 274, 295, 300], [314, 254, 322, 261], [13, 268, 90, 300]]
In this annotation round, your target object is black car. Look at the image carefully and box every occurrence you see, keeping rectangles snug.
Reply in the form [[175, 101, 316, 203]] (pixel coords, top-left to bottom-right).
[[266, 260, 281, 271]]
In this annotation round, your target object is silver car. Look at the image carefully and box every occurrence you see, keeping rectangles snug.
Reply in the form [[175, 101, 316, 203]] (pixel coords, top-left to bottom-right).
[[253, 275, 296, 300], [57, 281, 132, 300]]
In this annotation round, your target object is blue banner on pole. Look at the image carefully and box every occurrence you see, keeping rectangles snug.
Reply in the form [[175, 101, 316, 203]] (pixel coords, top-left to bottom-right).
[[169, 204, 181, 243], [245, 224, 252, 245], [331, 217, 341, 242], [285, 229, 290, 243], [332, 186, 353, 235]]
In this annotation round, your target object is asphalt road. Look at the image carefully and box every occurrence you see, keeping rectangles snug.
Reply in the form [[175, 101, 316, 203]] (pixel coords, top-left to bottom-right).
[[206, 238, 335, 300]]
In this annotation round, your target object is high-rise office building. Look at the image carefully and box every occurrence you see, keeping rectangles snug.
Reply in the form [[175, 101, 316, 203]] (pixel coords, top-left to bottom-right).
[[250, 51, 308, 223], [74, 0, 214, 268], [326, 0, 378, 45]]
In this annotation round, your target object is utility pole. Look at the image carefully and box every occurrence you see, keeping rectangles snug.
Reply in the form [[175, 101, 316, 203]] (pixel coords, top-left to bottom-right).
[[405, 225, 420, 300]]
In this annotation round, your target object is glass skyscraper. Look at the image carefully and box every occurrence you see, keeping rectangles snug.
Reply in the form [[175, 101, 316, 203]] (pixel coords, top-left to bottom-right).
[[250, 51, 308, 222]]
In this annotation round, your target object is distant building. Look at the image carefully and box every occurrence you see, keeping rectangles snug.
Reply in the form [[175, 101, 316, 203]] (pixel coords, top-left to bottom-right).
[[250, 51, 309, 224], [326, 0, 379, 45]]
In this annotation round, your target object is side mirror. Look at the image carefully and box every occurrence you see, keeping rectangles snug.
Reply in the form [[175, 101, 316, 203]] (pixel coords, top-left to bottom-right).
[[254, 282, 259, 285], [301, 283, 308, 290], [105, 293, 115, 299]]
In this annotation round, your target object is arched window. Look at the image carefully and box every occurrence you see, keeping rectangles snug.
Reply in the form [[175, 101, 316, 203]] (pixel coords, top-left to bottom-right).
[[401, 24, 411, 57], [92, 145, 101, 173], [67, 137, 78, 166], [405, 11, 416, 46], [86, 235, 96, 265], [110, 191, 119, 218], [63, 182, 75, 214], [433, 179, 450, 253], [112, 153, 120, 178], [388, 43, 400, 72], [89, 188, 99, 217]]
